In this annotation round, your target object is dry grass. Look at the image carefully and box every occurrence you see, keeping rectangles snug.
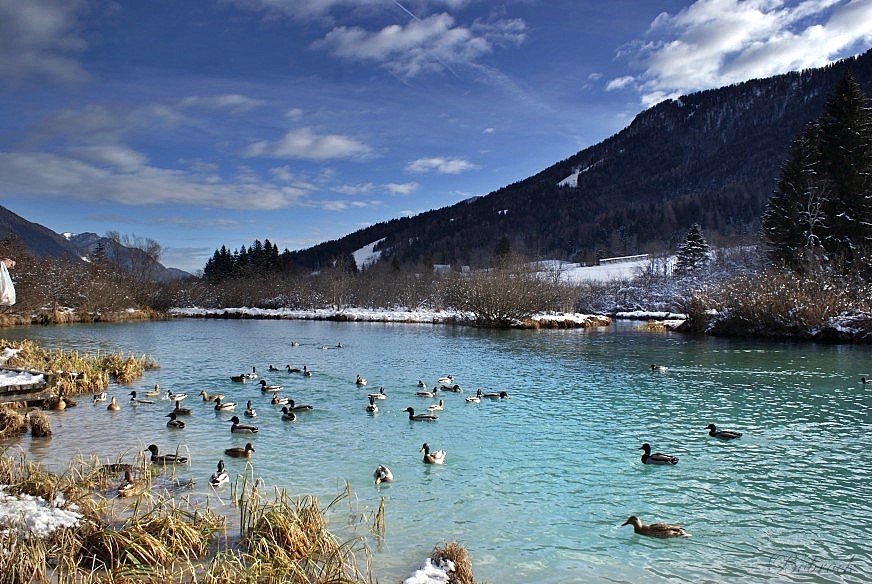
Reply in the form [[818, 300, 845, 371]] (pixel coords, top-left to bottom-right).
[[431, 541, 475, 584], [28, 409, 52, 437], [0, 405, 29, 438], [635, 321, 667, 332]]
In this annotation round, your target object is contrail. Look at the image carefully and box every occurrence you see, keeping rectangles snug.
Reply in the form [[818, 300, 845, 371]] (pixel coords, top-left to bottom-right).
[[389, 0, 459, 78], [391, 0, 420, 21]]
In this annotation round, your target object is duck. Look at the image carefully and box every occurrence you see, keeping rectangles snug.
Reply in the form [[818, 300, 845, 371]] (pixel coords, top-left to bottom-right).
[[427, 399, 445, 412], [403, 407, 438, 421], [366, 395, 379, 413], [107, 396, 121, 411], [214, 398, 237, 411], [144, 444, 188, 465], [483, 390, 510, 399], [290, 341, 300, 347], [437, 375, 453, 384], [639, 443, 678, 465], [224, 442, 256, 458], [271, 394, 290, 405], [302, 365, 312, 377], [172, 400, 192, 416], [145, 384, 161, 397], [651, 364, 668, 372], [286, 364, 301, 373], [287, 399, 313, 412], [280, 406, 297, 421], [705, 424, 742, 440], [861, 377, 870, 384], [621, 515, 689, 538], [368, 387, 387, 400], [259, 379, 282, 392], [92, 391, 106, 403], [245, 366, 258, 379], [416, 386, 438, 398], [244, 400, 257, 418], [268, 364, 281, 372], [165, 411, 186, 429], [50, 395, 67, 411], [117, 469, 145, 497], [230, 374, 246, 383], [420, 442, 446, 464], [166, 390, 187, 402], [373, 465, 394, 485], [209, 460, 229, 487], [229, 415, 258, 433], [417, 380, 427, 388], [355, 374, 367, 386], [199, 390, 224, 402], [439, 384, 463, 393], [129, 390, 155, 405], [465, 389, 483, 403]]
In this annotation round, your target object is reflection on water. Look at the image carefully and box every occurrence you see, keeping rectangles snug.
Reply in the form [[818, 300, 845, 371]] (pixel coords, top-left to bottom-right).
[[2, 319, 870, 583]]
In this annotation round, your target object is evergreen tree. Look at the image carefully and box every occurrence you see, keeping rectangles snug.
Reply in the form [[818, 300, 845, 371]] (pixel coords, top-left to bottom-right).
[[674, 223, 709, 276]]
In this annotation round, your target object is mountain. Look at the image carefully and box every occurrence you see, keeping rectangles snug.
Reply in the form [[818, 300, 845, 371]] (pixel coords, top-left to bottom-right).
[[0, 205, 192, 281], [282, 48, 872, 271]]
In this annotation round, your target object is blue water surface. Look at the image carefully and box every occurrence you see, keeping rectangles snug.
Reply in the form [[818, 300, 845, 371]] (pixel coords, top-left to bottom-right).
[[2, 319, 870, 583]]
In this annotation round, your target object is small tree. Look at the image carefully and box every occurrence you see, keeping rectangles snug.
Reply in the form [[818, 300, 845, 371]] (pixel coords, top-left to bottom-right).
[[674, 223, 709, 276]]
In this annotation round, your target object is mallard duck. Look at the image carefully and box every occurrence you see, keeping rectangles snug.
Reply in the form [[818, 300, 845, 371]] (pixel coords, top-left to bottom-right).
[[199, 390, 224, 402], [287, 364, 301, 373], [651, 364, 668, 372], [355, 374, 367, 386], [438, 375, 453, 384], [172, 400, 192, 416], [280, 406, 297, 421], [144, 444, 188, 464], [50, 395, 67, 411], [705, 424, 742, 440], [245, 367, 258, 379], [271, 393, 290, 405], [403, 407, 437, 421], [107, 396, 121, 411], [417, 379, 427, 388], [244, 400, 257, 417], [420, 442, 446, 464], [259, 379, 282, 392], [290, 341, 300, 346], [224, 442, 255, 457], [639, 443, 678, 465], [145, 384, 161, 397], [368, 387, 387, 400], [427, 399, 444, 412], [287, 399, 313, 412], [269, 364, 280, 372], [302, 365, 312, 377], [166, 390, 187, 402], [621, 515, 689, 538], [117, 469, 145, 497], [374, 465, 393, 484], [416, 386, 437, 398], [92, 391, 106, 403], [129, 390, 155, 404], [861, 376, 870, 384], [230, 374, 246, 383], [483, 390, 509, 399], [366, 395, 379, 413], [440, 384, 463, 393], [229, 415, 258, 433], [465, 389, 483, 403], [165, 411, 186, 429], [209, 460, 229, 487], [214, 398, 237, 411]]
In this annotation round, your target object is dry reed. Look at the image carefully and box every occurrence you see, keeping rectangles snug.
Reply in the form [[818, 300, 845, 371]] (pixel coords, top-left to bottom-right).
[[431, 541, 475, 584], [28, 409, 52, 437], [0, 405, 28, 438]]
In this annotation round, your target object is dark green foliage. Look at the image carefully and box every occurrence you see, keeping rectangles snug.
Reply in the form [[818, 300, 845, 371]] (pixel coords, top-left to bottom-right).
[[204, 240, 289, 282], [763, 72, 872, 278], [674, 223, 710, 276]]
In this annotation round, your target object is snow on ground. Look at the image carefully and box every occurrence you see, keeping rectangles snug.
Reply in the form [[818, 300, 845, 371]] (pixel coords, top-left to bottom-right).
[[0, 488, 82, 538], [535, 258, 653, 283], [0, 347, 20, 365], [403, 557, 455, 584], [353, 238, 386, 270], [0, 369, 44, 387]]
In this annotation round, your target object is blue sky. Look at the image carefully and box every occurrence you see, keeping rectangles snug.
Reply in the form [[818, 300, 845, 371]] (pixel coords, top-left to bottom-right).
[[1, 0, 870, 273]]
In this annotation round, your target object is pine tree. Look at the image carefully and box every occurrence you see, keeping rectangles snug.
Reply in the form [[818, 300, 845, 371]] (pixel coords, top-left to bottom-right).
[[674, 223, 709, 276]]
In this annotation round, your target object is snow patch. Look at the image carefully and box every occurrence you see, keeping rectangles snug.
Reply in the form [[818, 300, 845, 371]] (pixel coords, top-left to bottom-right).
[[0, 487, 83, 538], [352, 238, 385, 270]]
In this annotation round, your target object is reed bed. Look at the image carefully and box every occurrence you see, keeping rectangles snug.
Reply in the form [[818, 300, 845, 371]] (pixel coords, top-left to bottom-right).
[[0, 405, 28, 438], [0, 338, 159, 395], [431, 541, 475, 584], [27, 410, 52, 437]]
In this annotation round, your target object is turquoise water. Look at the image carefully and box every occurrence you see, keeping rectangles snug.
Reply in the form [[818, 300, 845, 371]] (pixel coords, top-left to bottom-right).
[[2, 319, 870, 583]]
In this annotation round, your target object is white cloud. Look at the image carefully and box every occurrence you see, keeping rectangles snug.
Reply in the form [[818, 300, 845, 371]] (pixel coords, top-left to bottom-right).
[[605, 75, 635, 91], [625, 0, 872, 106], [406, 156, 475, 174], [385, 182, 418, 195], [482, 127, 495, 134], [0, 0, 89, 83], [243, 127, 373, 160], [0, 151, 310, 210], [333, 182, 374, 195], [226, 0, 473, 21], [178, 94, 266, 112], [285, 108, 304, 119], [316, 13, 525, 77]]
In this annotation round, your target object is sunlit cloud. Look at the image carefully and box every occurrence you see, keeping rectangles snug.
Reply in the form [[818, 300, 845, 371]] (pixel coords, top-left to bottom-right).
[[406, 156, 475, 174], [621, 0, 872, 106], [243, 127, 374, 160], [605, 75, 635, 91], [385, 182, 418, 195], [333, 182, 374, 195]]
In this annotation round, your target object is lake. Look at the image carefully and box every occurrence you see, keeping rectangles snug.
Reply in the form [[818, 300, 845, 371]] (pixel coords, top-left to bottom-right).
[[2, 318, 870, 583]]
